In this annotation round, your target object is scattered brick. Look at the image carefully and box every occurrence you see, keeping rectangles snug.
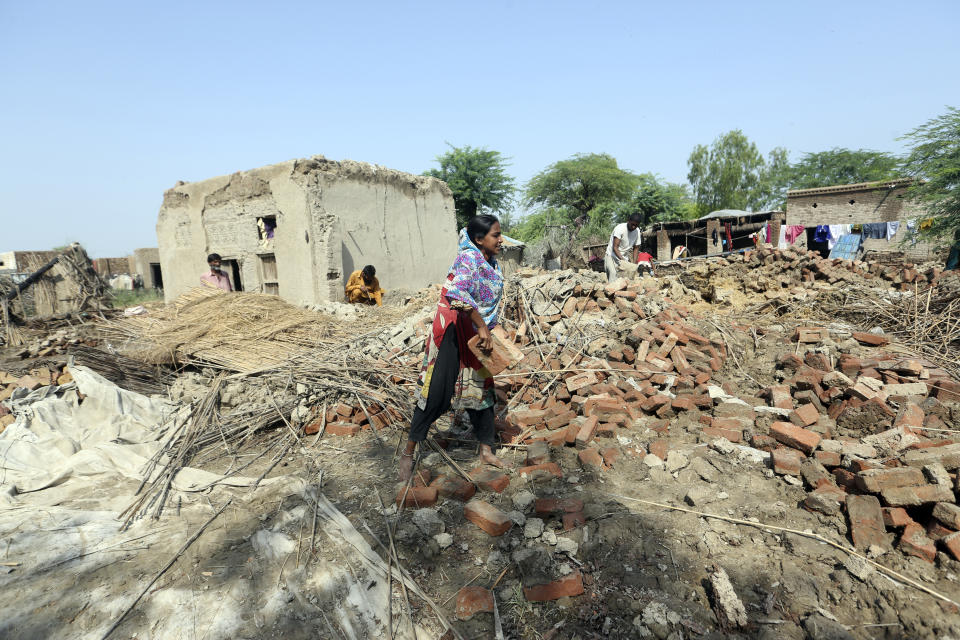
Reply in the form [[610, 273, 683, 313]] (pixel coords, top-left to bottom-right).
[[846, 495, 890, 551], [430, 475, 477, 502], [464, 499, 512, 536], [882, 507, 914, 529], [944, 531, 960, 562], [853, 332, 890, 346], [899, 523, 936, 563], [881, 483, 955, 507], [789, 403, 820, 427], [534, 497, 584, 517], [468, 468, 510, 493], [770, 421, 821, 454], [455, 587, 494, 620], [855, 467, 925, 493], [772, 447, 805, 476], [518, 462, 563, 480], [932, 502, 960, 530], [578, 448, 603, 471], [396, 486, 438, 509], [523, 571, 585, 602]]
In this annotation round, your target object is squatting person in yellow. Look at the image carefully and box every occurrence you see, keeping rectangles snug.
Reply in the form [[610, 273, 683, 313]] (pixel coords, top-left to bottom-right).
[[345, 265, 384, 306]]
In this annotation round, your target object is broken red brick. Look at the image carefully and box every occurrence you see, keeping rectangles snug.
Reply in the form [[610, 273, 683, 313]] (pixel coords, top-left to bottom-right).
[[648, 439, 669, 461], [517, 462, 563, 479], [600, 446, 620, 468], [855, 467, 924, 493], [772, 447, 805, 475], [468, 468, 510, 493], [899, 523, 936, 563], [396, 486, 438, 509], [882, 507, 914, 529], [455, 587, 494, 620], [577, 448, 603, 471], [562, 511, 586, 531], [814, 450, 842, 467], [575, 416, 600, 449], [852, 332, 890, 346], [788, 403, 820, 427], [702, 426, 742, 442], [523, 571, 585, 602], [534, 497, 584, 517], [770, 421, 821, 454], [463, 499, 512, 536], [881, 484, 954, 507], [943, 531, 960, 562], [430, 475, 477, 502], [846, 495, 890, 551]]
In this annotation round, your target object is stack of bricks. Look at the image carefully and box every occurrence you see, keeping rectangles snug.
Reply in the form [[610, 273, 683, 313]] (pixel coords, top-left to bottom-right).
[[0, 366, 75, 433], [742, 330, 960, 564], [501, 303, 729, 471]]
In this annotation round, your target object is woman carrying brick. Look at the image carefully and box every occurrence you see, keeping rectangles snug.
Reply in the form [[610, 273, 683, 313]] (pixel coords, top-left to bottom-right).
[[398, 214, 513, 481]]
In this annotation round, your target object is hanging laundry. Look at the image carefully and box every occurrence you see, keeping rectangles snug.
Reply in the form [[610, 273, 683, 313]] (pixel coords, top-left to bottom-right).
[[920, 218, 934, 230], [777, 225, 787, 249], [827, 224, 850, 250], [863, 223, 886, 239], [813, 225, 830, 244], [906, 219, 917, 232], [784, 225, 805, 244], [886, 221, 900, 241]]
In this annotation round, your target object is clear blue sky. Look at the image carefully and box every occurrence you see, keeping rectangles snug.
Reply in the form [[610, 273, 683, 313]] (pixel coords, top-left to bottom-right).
[[2, 0, 958, 257]]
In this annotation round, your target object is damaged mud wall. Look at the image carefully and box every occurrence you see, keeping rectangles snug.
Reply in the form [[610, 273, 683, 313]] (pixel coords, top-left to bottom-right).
[[156, 155, 458, 304]]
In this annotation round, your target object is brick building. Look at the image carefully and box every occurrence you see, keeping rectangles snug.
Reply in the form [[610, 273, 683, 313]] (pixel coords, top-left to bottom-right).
[[785, 179, 939, 261]]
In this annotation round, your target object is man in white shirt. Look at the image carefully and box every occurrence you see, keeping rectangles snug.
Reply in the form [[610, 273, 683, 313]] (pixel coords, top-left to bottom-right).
[[604, 215, 641, 282]]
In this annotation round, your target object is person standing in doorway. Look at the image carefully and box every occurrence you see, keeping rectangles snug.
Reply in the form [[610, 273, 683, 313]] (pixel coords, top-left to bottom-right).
[[604, 214, 642, 282], [398, 214, 513, 481], [200, 253, 233, 292]]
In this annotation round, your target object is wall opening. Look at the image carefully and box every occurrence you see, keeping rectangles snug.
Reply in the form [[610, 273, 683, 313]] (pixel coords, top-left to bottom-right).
[[849, 199, 856, 204], [257, 216, 277, 241], [259, 254, 278, 295], [222, 259, 243, 292], [149, 263, 163, 289]]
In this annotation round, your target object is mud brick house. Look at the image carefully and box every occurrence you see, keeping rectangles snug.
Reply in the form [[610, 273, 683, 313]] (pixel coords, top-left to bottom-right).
[[785, 179, 939, 260], [156, 156, 458, 304], [130, 248, 162, 289]]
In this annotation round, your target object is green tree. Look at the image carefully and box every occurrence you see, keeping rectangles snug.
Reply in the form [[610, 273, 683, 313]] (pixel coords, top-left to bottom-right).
[[900, 106, 960, 242], [622, 175, 697, 225], [523, 153, 639, 223], [424, 144, 516, 228], [687, 130, 787, 215]]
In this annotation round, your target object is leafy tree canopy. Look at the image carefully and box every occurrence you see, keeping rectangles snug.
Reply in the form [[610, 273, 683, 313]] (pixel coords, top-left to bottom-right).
[[900, 106, 960, 242], [424, 144, 516, 229], [687, 130, 787, 215], [523, 153, 639, 222], [780, 148, 901, 191]]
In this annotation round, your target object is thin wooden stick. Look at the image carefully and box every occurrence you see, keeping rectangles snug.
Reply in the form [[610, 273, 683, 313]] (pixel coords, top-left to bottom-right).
[[604, 491, 960, 608], [100, 499, 232, 640]]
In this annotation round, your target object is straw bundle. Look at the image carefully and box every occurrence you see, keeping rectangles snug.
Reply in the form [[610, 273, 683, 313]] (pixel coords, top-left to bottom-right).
[[100, 287, 427, 372]]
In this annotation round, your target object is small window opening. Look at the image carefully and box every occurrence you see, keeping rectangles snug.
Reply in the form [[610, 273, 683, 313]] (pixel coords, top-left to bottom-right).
[[812, 203, 817, 208], [257, 216, 277, 241], [849, 199, 856, 205]]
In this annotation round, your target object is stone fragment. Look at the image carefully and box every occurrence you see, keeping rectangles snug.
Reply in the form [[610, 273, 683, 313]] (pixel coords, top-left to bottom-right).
[[524, 517, 545, 538], [512, 489, 536, 512], [771, 447, 805, 476], [665, 450, 689, 472], [684, 485, 713, 506], [803, 615, 855, 640], [434, 532, 453, 549], [411, 508, 445, 535], [708, 566, 747, 628], [901, 443, 960, 470]]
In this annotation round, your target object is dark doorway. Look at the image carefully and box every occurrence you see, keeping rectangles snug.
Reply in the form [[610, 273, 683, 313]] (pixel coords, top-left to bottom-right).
[[221, 259, 243, 292], [149, 263, 163, 289]]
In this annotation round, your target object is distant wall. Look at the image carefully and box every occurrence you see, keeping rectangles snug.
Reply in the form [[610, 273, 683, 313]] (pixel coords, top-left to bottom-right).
[[131, 248, 162, 288], [786, 181, 939, 261], [157, 155, 458, 304], [93, 257, 132, 277]]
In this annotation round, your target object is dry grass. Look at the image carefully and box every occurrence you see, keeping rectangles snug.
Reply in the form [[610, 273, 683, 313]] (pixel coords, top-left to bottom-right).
[[99, 286, 436, 372]]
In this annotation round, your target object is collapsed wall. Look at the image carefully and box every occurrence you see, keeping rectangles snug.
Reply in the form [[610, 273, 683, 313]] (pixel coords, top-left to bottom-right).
[[156, 155, 458, 304]]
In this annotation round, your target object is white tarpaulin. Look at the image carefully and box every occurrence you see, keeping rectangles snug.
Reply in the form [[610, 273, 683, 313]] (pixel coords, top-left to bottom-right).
[[0, 367, 439, 639]]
